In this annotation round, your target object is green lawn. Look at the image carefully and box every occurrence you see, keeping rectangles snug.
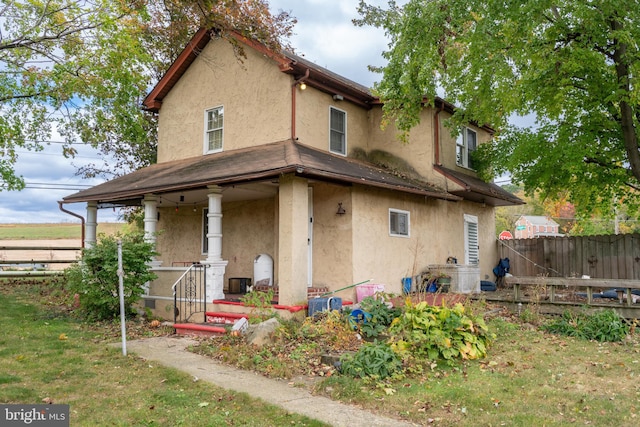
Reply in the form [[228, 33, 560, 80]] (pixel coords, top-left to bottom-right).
[[0, 279, 327, 426], [0, 223, 126, 240]]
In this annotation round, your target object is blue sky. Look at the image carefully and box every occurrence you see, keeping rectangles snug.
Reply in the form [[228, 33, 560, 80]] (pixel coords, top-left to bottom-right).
[[0, 0, 399, 224]]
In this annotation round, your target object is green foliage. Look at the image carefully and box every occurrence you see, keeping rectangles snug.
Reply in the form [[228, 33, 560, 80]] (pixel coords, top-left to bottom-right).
[[65, 232, 157, 320], [357, 0, 640, 215], [356, 296, 401, 339], [340, 341, 402, 379], [387, 300, 494, 361], [0, 0, 155, 187], [542, 309, 630, 342], [240, 290, 276, 322]]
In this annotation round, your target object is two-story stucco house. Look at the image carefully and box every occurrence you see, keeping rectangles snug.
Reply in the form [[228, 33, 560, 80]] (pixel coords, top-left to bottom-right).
[[62, 28, 522, 317]]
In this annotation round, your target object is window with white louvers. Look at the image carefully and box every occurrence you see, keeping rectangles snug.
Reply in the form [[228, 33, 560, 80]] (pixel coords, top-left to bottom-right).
[[464, 214, 479, 264]]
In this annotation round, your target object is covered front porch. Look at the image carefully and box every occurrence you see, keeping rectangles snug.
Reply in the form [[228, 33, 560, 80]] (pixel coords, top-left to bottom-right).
[[62, 140, 457, 319]]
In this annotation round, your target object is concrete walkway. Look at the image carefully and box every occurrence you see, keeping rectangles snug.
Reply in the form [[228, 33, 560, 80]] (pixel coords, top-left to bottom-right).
[[123, 336, 417, 427]]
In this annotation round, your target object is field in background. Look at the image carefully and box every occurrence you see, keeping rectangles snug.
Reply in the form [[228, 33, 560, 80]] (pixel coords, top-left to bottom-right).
[[0, 223, 127, 240]]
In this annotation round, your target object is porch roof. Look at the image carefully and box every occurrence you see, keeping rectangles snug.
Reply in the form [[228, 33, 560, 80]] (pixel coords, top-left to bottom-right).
[[434, 165, 524, 207], [63, 139, 461, 204]]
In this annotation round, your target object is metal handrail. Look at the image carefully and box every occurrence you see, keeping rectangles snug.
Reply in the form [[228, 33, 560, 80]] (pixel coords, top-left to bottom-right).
[[172, 263, 207, 325]]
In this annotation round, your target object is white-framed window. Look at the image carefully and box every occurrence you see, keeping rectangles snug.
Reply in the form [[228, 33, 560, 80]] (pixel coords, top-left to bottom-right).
[[202, 208, 209, 254], [329, 107, 346, 155], [456, 126, 477, 169], [464, 214, 479, 264], [389, 208, 410, 237], [204, 106, 224, 153]]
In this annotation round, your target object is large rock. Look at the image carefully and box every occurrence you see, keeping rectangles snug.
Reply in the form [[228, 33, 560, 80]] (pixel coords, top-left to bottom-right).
[[245, 317, 280, 347]]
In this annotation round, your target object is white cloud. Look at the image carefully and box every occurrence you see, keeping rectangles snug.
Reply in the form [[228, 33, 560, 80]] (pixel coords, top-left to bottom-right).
[[271, 0, 394, 87]]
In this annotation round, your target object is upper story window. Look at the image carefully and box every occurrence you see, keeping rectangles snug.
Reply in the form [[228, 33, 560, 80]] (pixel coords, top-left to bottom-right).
[[205, 106, 224, 153], [329, 107, 346, 155], [389, 208, 410, 237], [456, 126, 477, 169]]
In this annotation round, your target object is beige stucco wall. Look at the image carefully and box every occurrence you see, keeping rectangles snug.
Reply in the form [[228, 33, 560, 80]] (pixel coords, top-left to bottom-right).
[[277, 174, 310, 305], [365, 106, 493, 193], [348, 186, 497, 299], [155, 206, 204, 266], [365, 105, 436, 180], [221, 198, 276, 283], [308, 182, 353, 292], [153, 198, 277, 284], [156, 38, 292, 162], [295, 89, 370, 153]]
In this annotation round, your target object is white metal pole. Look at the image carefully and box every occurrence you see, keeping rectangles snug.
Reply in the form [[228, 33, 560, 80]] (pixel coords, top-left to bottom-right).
[[118, 239, 127, 356]]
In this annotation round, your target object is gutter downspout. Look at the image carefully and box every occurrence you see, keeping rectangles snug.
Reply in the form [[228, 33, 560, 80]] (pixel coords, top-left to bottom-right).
[[58, 201, 86, 248], [434, 101, 445, 166], [291, 69, 310, 140]]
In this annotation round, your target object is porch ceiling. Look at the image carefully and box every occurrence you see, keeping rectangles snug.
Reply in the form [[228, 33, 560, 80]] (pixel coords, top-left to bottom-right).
[[434, 165, 524, 207], [63, 139, 461, 205]]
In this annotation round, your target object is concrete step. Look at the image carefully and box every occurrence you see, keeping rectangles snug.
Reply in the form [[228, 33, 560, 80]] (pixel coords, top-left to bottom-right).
[[173, 323, 227, 337], [174, 311, 250, 337]]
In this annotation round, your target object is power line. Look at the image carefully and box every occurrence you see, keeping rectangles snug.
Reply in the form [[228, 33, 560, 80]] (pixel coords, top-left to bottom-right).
[[15, 150, 104, 160], [25, 181, 93, 188]]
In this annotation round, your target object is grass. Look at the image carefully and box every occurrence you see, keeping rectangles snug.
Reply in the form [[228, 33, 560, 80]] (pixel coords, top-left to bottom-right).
[[196, 301, 640, 426], [0, 279, 327, 427], [0, 223, 127, 240]]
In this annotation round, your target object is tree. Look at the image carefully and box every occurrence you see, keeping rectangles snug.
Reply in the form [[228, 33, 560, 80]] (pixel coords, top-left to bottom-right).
[[0, 0, 154, 188], [355, 0, 640, 215], [1, 0, 296, 187]]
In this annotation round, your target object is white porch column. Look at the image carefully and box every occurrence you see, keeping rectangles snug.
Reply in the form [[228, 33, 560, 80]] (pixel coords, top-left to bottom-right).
[[85, 201, 97, 248], [203, 185, 227, 300], [143, 194, 162, 269], [277, 174, 309, 305]]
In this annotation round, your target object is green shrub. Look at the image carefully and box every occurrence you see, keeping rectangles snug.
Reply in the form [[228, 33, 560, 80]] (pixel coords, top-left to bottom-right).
[[354, 295, 401, 339], [65, 232, 157, 320], [240, 289, 276, 322], [387, 300, 494, 361], [339, 341, 402, 379], [542, 309, 629, 342]]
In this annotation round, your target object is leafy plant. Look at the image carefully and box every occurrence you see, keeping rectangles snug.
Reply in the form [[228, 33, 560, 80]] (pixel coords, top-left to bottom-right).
[[290, 311, 362, 352], [356, 295, 401, 339], [65, 231, 157, 320], [542, 309, 630, 342], [339, 341, 402, 379], [388, 299, 494, 361], [240, 289, 275, 322]]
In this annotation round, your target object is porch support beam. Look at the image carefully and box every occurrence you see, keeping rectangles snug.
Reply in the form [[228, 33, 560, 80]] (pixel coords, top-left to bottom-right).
[[203, 185, 227, 300], [85, 201, 97, 248], [277, 173, 309, 305], [143, 194, 162, 268], [142, 195, 162, 295]]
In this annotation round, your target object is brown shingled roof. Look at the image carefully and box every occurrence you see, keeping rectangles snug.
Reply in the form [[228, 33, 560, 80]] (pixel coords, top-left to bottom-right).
[[63, 140, 460, 204], [434, 165, 523, 206]]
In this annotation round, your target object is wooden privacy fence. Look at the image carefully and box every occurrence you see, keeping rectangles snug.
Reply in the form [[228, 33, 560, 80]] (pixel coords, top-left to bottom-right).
[[498, 234, 640, 280]]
